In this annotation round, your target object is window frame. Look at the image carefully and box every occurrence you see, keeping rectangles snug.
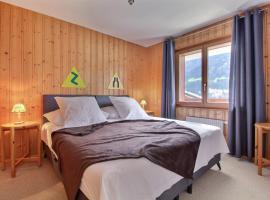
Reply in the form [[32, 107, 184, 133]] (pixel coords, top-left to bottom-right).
[[175, 37, 231, 109]]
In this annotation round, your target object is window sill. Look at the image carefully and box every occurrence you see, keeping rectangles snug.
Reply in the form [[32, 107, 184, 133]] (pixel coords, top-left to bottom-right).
[[176, 102, 228, 110]]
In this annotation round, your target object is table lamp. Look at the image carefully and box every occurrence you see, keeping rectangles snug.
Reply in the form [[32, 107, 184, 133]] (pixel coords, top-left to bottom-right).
[[12, 103, 26, 124], [140, 99, 147, 110]]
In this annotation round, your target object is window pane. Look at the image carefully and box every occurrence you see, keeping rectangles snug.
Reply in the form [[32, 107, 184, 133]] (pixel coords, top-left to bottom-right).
[[207, 43, 231, 102], [179, 50, 202, 102]]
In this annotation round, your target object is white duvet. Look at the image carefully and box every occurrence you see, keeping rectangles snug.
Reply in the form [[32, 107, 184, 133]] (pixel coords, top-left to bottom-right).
[[41, 117, 229, 200]]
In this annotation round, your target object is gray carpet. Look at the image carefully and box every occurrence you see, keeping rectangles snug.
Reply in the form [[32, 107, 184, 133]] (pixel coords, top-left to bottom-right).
[[0, 155, 269, 200]]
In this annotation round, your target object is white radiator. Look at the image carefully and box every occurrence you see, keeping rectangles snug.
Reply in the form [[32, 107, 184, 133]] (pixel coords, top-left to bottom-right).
[[186, 116, 224, 135]]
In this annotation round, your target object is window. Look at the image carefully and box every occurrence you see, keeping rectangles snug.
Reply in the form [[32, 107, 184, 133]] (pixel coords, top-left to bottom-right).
[[176, 39, 231, 108], [207, 43, 231, 103], [179, 49, 202, 102]]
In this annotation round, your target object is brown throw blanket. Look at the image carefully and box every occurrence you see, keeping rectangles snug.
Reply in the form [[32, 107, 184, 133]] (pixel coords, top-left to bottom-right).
[[52, 120, 201, 200]]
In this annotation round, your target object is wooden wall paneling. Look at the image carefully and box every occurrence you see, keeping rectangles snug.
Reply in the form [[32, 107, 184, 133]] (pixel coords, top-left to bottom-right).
[[124, 42, 130, 96], [118, 39, 124, 96], [77, 26, 84, 94], [123, 41, 128, 95], [10, 6, 23, 122], [52, 19, 61, 95], [32, 12, 43, 157], [144, 43, 163, 116], [128, 43, 134, 97], [0, 3, 11, 124], [126, 42, 132, 97], [176, 107, 228, 121], [132, 45, 138, 99], [120, 40, 125, 95], [108, 36, 113, 95], [119, 39, 124, 95], [174, 19, 232, 50], [137, 46, 143, 100], [140, 47, 146, 98], [263, 7, 270, 157], [82, 27, 88, 94], [118, 39, 123, 95], [112, 38, 119, 95], [129, 44, 136, 98], [10, 6, 23, 158], [123, 41, 127, 95], [127, 43, 132, 96], [125, 42, 129, 97], [132, 45, 140, 100], [69, 24, 77, 94], [0, 2, 154, 159], [84, 28, 91, 94], [90, 30, 97, 94], [33, 13, 43, 121], [103, 34, 109, 95], [0, 3, 11, 160], [153, 43, 162, 116], [22, 9, 33, 122], [22, 9, 35, 155], [75, 25, 80, 93], [264, 8, 270, 120], [43, 16, 54, 94], [125, 42, 134, 96], [97, 32, 103, 94], [60, 21, 69, 95], [104, 35, 110, 95], [145, 46, 153, 111], [116, 38, 122, 95], [141, 48, 149, 98]]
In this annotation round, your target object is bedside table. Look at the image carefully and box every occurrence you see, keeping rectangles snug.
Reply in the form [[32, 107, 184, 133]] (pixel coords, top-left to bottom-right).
[[0, 121, 41, 177], [146, 110, 155, 116], [254, 123, 270, 176]]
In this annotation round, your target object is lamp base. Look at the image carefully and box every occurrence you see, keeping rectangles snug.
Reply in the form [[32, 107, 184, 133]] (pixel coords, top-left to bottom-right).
[[14, 121, 25, 125]]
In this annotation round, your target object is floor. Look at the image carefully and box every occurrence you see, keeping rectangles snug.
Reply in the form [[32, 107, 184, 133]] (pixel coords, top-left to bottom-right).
[[0, 155, 269, 200]]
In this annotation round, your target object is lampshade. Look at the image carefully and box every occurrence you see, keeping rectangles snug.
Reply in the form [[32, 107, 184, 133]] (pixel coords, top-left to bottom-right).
[[12, 103, 26, 113], [140, 99, 147, 106]]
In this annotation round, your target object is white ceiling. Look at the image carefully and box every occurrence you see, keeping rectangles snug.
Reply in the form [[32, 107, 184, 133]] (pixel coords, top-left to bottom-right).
[[2, 0, 270, 47]]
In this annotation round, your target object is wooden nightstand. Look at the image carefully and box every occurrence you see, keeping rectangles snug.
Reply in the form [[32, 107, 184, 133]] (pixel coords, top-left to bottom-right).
[[0, 121, 41, 177], [254, 123, 270, 176], [146, 110, 155, 116]]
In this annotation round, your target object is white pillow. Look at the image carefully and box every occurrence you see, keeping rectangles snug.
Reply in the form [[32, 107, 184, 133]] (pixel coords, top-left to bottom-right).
[[55, 97, 107, 128], [43, 109, 64, 126], [109, 96, 149, 119], [101, 106, 121, 119]]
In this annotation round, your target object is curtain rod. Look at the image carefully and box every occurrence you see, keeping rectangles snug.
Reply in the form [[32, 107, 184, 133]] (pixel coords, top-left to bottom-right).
[[239, 7, 268, 18]]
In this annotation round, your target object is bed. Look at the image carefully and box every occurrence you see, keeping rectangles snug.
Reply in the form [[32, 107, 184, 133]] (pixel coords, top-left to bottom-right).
[[41, 95, 229, 200]]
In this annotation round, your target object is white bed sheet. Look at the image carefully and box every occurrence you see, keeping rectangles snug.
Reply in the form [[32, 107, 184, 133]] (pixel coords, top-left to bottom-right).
[[41, 117, 229, 200]]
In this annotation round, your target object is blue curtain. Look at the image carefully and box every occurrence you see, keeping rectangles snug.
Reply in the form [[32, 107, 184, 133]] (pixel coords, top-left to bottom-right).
[[161, 39, 176, 119], [228, 9, 266, 160]]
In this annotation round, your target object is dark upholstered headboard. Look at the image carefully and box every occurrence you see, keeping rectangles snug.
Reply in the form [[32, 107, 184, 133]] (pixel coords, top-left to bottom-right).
[[42, 95, 127, 122]]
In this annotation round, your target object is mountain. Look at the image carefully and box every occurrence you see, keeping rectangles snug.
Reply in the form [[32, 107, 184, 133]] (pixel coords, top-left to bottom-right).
[[184, 52, 230, 99]]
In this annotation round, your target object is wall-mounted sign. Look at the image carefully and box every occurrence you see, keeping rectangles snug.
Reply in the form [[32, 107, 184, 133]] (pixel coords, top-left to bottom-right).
[[108, 73, 123, 90], [62, 67, 86, 88]]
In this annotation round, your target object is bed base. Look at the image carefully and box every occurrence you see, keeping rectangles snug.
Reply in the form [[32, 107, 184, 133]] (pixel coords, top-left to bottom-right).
[[43, 142, 221, 200], [157, 153, 221, 200]]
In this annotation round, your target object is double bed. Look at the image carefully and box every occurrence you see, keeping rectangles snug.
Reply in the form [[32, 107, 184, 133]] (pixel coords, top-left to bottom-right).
[[41, 95, 229, 200]]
